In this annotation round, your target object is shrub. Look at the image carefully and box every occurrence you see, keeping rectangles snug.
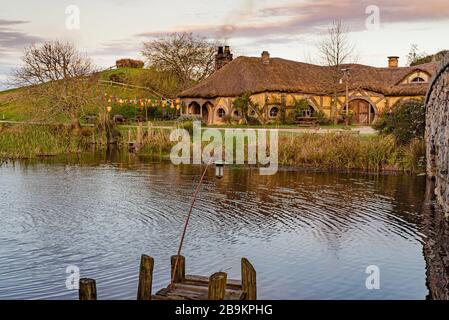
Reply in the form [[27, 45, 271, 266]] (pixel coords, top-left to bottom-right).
[[373, 99, 425, 145], [115, 59, 144, 69], [316, 111, 331, 125], [111, 104, 144, 120], [175, 116, 205, 135], [109, 72, 127, 83]]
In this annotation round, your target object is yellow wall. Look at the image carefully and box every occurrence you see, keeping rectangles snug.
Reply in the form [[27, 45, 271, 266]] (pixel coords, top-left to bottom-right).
[[182, 91, 425, 124]]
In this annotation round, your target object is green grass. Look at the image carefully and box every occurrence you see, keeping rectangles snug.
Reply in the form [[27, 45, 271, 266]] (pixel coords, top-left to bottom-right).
[[0, 67, 170, 123], [0, 124, 92, 159], [0, 87, 21, 96]]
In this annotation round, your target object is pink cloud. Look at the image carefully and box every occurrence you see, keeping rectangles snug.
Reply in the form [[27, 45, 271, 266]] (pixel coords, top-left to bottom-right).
[[136, 0, 449, 41]]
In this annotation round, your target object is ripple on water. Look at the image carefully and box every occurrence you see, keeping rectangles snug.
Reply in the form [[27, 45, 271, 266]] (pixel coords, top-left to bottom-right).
[[0, 162, 428, 299]]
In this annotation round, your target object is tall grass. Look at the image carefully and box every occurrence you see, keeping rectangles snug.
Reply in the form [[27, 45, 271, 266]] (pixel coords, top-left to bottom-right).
[[137, 129, 426, 173], [137, 128, 173, 157], [0, 124, 89, 159], [1, 122, 425, 173]]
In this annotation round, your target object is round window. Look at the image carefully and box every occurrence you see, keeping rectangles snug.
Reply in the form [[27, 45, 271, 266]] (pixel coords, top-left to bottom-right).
[[269, 106, 279, 118], [217, 108, 226, 118]]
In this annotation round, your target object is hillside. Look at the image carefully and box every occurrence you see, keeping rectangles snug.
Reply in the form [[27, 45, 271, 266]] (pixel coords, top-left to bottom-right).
[[0, 67, 185, 122]]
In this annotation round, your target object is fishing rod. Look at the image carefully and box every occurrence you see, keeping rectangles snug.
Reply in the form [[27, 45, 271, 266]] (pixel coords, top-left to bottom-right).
[[171, 160, 223, 286]]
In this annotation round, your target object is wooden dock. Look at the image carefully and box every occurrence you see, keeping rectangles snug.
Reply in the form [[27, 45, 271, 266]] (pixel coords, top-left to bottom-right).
[[79, 254, 257, 301]]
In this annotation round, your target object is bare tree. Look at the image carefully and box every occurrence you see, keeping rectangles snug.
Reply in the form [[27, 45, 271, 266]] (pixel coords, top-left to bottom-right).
[[318, 20, 355, 124], [12, 41, 97, 134], [142, 32, 217, 90]]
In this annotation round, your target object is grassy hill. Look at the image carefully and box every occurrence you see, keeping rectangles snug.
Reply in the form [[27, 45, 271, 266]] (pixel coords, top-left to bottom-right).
[[0, 66, 184, 123]]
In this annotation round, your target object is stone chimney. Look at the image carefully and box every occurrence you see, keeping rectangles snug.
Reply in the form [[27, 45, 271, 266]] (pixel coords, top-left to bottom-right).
[[215, 46, 233, 71], [261, 51, 270, 65], [388, 56, 399, 68]]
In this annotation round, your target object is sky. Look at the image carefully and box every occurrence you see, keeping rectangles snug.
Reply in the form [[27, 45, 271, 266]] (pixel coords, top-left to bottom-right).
[[1, 0, 449, 89]]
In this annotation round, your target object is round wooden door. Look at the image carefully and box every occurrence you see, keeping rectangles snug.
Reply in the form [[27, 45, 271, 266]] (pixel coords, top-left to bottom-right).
[[349, 99, 373, 125]]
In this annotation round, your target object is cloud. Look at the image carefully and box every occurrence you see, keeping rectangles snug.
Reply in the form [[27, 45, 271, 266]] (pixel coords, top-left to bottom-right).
[[0, 19, 29, 26], [135, 0, 449, 41], [0, 19, 43, 89], [0, 19, 42, 57]]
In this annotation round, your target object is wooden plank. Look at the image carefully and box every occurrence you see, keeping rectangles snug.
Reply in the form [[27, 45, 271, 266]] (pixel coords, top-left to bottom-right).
[[184, 275, 242, 290], [155, 287, 205, 300], [173, 283, 244, 300]]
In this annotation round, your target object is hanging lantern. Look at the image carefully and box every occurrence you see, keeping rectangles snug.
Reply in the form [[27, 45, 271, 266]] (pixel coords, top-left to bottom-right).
[[176, 98, 181, 105], [106, 106, 112, 113], [215, 160, 224, 179]]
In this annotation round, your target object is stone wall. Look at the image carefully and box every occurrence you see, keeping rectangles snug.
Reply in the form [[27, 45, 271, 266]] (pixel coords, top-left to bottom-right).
[[426, 56, 449, 214], [422, 179, 449, 299]]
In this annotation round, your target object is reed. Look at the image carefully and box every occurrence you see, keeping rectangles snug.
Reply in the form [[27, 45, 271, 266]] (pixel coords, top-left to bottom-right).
[[278, 133, 425, 173], [1, 123, 425, 173], [0, 124, 90, 159], [137, 129, 426, 173]]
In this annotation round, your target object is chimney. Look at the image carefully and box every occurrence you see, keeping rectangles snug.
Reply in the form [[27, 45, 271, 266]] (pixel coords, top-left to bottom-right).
[[388, 56, 399, 68], [215, 46, 233, 71], [261, 51, 270, 65]]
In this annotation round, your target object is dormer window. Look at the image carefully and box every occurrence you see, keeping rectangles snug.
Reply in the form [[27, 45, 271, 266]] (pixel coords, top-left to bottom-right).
[[400, 70, 430, 84], [411, 77, 426, 83]]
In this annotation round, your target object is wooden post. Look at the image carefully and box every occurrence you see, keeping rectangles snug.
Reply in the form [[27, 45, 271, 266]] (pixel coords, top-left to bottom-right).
[[171, 255, 185, 283], [137, 122, 143, 147], [147, 121, 153, 139], [137, 255, 154, 300], [241, 258, 257, 300], [79, 278, 97, 300], [208, 272, 227, 300]]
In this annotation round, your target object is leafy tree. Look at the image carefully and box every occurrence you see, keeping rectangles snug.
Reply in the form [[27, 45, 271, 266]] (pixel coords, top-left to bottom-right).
[[374, 99, 425, 145], [233, 93, 252, 124], [232, 93, 270, 125]]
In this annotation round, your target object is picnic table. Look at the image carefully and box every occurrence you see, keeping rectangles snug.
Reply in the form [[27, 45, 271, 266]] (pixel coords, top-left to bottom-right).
[[295, 117, 319, 127]]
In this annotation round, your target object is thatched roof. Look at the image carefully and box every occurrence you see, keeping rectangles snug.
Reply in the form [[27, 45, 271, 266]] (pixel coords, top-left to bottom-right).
[[179, 56, 437, 98]]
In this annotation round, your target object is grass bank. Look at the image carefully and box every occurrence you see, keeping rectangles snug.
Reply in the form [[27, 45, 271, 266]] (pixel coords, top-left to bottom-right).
[[1, 123, 425, 173], [137, 130, 426, 173]]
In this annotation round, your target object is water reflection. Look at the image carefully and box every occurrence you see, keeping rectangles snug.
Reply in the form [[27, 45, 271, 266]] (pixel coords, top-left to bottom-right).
[[423, 179, 449, 300], [0, 151, 443, 299]]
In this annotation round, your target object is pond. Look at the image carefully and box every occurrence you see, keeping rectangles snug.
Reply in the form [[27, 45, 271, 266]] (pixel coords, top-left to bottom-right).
[[0, 152, 442, 299]]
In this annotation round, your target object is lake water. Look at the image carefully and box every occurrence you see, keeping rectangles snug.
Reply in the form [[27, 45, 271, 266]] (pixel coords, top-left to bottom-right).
[[0, 152, 442, 299]]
